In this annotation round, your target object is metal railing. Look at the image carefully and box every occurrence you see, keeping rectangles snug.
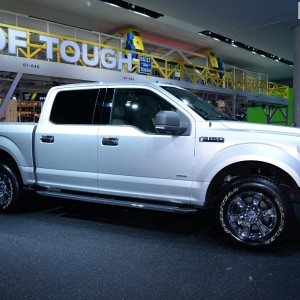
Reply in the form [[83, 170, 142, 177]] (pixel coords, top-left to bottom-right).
[[0, 21, 289, 99]]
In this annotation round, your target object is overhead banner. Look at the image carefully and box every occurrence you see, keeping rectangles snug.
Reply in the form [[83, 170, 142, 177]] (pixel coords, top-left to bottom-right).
[[0, 25, 132, 71]]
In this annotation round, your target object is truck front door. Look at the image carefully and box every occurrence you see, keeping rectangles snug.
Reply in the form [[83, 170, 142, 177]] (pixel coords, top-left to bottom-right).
[[97, 87, 195, 204]]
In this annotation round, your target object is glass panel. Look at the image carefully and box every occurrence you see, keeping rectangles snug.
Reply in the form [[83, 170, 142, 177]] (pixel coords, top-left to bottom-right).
[[17, 16, 47, 31], [111, 88, 175, 133], [162, 86, 234, 121], [49, 23, 75, 38], [0, 11, 16, 25], [50, 89, 99, 124], [76, 29, 99, 43]]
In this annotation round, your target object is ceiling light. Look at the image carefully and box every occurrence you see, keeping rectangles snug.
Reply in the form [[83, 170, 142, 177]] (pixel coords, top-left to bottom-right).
[[198, 30, 293, 66], [100, 0, 164, 18], [106, 3, 120, 7], [132, 11, 150, 17]]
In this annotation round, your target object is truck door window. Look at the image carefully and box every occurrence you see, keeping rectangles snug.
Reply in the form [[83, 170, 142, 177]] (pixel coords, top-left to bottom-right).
[[50, 89, 99, 125], [111, 88, 176, 134]]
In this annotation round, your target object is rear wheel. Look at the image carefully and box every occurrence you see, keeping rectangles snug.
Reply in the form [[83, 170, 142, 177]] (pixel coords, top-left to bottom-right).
[[0, 163, 21, 212], [216, 176, 295, 248]]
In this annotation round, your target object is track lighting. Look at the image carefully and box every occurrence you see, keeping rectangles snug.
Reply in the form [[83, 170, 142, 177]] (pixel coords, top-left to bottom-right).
[[100, 0, 164, 18], [198, 30, 293, 67]]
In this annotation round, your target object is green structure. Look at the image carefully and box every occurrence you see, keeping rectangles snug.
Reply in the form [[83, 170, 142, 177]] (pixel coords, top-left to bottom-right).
[[247, 88, 293, 126]]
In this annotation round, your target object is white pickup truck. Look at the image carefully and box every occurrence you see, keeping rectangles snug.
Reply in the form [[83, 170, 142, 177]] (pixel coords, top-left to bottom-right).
[[0, 82, 298, 248]]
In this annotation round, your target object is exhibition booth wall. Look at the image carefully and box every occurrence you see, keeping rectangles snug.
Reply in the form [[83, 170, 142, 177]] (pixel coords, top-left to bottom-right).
[[247, 88, 293, 125]]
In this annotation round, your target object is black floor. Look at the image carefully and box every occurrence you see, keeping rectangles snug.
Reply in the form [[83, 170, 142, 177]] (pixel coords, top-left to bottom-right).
[[0, 196, 299, 299]]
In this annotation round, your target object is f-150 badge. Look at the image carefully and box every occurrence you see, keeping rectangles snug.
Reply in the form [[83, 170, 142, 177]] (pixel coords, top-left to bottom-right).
[[199, 137, 225, 143]]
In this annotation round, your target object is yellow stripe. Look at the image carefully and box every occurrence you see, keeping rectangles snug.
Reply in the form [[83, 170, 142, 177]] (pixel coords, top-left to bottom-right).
[[31, 93, 37, 101]]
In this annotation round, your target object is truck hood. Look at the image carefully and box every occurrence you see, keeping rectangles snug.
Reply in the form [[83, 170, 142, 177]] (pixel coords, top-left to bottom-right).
[[221, 121, 300, 137]]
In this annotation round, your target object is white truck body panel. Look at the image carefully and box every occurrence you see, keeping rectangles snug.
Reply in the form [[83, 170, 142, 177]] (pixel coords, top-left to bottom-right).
[[0, 123, 35, 184], [0, 82, 299, 208], [97, 125, 195, 203]]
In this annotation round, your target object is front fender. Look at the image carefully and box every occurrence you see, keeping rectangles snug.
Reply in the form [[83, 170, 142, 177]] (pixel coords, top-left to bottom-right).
[[199, 143, 300, 186]]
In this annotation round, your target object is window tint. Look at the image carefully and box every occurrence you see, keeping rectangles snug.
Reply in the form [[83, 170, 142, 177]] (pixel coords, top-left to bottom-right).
[[161, 86, 234, 121], [50, 89, 99, 124], [111, 88, 176, 133]]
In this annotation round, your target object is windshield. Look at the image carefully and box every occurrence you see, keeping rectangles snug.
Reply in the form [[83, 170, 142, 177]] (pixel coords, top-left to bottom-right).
[[161, 86, 234, 121]]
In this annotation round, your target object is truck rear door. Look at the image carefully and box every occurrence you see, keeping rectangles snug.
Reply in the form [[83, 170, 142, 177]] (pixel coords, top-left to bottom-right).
[[35, 88, 101, 193]]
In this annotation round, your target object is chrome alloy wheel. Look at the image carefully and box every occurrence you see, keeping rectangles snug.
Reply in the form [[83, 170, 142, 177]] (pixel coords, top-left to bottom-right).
[[0, 173, 13, 209], [226, 192, 278, 241]]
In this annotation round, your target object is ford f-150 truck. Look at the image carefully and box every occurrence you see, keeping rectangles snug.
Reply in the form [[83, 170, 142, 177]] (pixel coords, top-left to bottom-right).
[[0, 82, 298, 248]]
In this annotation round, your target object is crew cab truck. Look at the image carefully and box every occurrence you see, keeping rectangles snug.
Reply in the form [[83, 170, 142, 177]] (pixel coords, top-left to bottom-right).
[[0, 82, 298, 248]]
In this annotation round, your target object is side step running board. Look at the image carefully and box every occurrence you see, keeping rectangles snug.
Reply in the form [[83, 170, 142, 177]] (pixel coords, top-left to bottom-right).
[[36, 190, 198, 214]]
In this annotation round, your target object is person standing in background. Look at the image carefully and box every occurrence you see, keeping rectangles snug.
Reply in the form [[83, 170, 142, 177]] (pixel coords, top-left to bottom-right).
[[216, 100, 226, 113]]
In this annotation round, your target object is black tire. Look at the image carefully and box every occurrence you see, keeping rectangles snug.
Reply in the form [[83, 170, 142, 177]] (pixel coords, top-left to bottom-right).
[[216, 176, 295, 248], [0, 163, 21, 212]]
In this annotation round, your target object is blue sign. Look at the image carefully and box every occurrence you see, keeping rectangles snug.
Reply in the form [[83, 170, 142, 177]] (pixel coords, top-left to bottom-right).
[[139, 56, 152, 75]]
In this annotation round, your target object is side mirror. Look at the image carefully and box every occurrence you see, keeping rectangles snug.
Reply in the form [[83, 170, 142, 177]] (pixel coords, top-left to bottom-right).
[[155, 111, 187, 135]]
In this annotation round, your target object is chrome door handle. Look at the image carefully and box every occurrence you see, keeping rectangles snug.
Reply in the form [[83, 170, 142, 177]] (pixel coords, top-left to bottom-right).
[[102, 137, 119, 146], [41, 135, 54, 143]]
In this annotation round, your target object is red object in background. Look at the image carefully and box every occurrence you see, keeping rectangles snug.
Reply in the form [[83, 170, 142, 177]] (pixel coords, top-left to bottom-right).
[[142, 33, 198, 52]]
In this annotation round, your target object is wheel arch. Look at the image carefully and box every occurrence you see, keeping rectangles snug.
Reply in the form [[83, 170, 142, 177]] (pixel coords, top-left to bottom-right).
[[205, 160, 298, 209], [0, 149, 23, 185]]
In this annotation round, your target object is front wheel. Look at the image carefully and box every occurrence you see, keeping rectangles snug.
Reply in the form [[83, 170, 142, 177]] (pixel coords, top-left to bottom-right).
[[0, 163, 21, 212], [216, 176, 295, 248]]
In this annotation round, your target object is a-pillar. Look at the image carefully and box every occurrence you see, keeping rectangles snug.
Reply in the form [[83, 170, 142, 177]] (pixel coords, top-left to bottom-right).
[[293, 24, 300, 127]]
